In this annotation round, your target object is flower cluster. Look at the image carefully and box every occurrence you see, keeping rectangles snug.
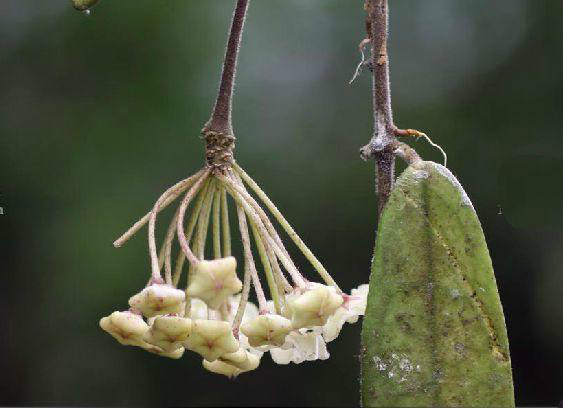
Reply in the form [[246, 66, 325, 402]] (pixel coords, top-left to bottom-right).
[[102, 161, 368, 377]]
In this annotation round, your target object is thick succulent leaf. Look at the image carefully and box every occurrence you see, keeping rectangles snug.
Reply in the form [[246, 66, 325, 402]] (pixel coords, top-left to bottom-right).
[[361, 161, 514, 407]]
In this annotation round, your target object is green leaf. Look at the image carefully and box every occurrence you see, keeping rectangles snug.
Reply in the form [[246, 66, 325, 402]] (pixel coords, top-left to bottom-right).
[[361, 161, 514, 407]]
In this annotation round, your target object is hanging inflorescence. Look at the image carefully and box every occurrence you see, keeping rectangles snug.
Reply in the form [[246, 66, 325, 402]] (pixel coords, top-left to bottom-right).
[[100, 131, 368, 377], [96, 0, 368, 378]]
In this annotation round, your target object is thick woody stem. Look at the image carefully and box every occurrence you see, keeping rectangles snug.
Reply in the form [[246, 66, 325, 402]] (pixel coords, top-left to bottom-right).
[[359, 0, 397, 219], [370, 0, 393, 134], [375, 152, 394, 216]]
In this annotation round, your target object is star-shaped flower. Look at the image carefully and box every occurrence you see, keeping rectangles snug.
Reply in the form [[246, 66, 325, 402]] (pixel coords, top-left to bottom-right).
[[129, 284, 186, 318], [144, 315, 192, 351], [240, 314, 293, 348], [270, 328, 329, 365], [287, 284, 343, 329], [183, 319, 239, 361], [186, 257, 243, 310], [343, 284, 369, 323], [322, 283, 369, 342], [99, 310, 149, 347]]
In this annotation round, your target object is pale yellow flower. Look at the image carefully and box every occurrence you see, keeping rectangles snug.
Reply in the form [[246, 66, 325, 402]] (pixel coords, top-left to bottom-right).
[[240, 314, 293, 348], [202, 359, 242, 378], [186, 257, 243, 310], [142, 343, 185, 359], [287, 284, 343, 329], [144, 315, 192, 352], [99, 311, 149, 347], [322, 284, 369, 342], [220, 347, 260, 371], [128, 284, 185, 317], [270, 328, 329, 365], [183, 319, 239, 361]]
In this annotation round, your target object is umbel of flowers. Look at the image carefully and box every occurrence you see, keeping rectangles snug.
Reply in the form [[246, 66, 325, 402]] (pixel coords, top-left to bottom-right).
[[100, 135, 368, 377], [96, 0, 367, 378]]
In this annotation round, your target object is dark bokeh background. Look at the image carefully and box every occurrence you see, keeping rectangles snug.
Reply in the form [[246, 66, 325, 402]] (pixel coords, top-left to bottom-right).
[[1, 0, 561, 406]]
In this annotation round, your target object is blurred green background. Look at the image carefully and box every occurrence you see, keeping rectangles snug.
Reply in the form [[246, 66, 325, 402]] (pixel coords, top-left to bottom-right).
[[1, 0, 561, 406]]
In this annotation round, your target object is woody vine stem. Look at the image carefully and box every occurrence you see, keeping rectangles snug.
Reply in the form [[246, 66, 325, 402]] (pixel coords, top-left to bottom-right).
[[359, 0, 423, 218]]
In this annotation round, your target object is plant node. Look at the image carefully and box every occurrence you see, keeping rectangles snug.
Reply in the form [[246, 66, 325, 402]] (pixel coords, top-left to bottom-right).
[[203, 130, 236, 172]]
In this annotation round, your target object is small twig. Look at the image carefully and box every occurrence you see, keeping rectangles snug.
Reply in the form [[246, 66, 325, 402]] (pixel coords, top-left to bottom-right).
[[390, 140, 422, 166]]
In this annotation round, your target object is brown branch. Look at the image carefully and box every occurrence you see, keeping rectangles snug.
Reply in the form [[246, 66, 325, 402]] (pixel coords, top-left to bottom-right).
[[359, 0, 396, 220], [203, 0, 249, 136], [359, 0, 422, 218]]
